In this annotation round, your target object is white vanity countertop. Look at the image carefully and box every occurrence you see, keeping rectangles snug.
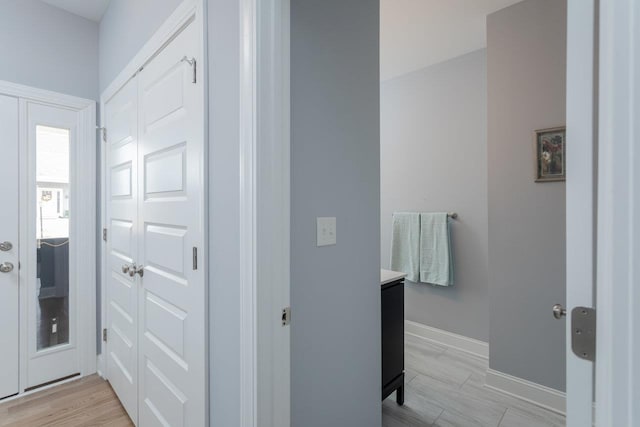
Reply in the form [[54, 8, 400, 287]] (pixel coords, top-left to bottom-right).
[[381, 269, 407, 286]]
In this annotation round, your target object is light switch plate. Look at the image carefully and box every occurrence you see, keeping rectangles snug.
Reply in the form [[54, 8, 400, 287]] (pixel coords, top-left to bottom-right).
[[317, 217, 336, 246]]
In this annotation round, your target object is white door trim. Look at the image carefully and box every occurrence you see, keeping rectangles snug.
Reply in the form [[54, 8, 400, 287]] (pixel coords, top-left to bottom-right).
[[595, 0, 639, 425], [0, 79, 96, 394], [239, 1, 258, 425], [565, 1, 596, 425], [240, 0, 291, 426]]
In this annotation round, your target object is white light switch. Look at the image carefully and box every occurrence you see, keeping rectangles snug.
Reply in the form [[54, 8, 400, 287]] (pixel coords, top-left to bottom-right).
[[317, 217, 337, 246]]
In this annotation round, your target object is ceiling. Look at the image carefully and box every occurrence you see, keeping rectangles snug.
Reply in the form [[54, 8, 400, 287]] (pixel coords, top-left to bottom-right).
[[41, 0, 111, 22], [381, 0, 523, 81]]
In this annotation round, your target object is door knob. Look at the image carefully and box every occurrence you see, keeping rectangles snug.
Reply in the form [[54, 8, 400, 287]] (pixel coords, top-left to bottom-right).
[[0, 262, 14, 273], [552, 304, 567, 319], [134, 265, 144, 278], [128, 264, 144, 277], [122, 264, 131, 274], [0, 241, 12, 251]]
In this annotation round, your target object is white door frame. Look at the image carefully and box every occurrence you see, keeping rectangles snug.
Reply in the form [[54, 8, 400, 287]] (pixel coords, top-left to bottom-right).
[[595, 0, 640, 425], [0, 79, 96, 396], [240, 0, 291, 426], [565, 0, 596, 425]]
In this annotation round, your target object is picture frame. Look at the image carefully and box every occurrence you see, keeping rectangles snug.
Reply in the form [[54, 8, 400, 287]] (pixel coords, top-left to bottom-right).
[[535, 126, 566, 182]]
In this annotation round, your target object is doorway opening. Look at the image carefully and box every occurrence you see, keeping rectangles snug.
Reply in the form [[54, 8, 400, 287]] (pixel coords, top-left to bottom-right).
[[379, 1, 573, 425]]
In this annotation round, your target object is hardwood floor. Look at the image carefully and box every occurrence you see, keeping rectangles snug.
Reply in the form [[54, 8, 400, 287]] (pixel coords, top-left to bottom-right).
[[383, 334, 566, 427], [0, 338, 564, 427], [0, 375, 132, 426]]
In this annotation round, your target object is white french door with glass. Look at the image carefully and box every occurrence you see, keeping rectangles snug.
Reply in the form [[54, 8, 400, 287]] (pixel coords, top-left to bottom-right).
[[0, 82, 96, 400], [0, 94, 20, 400], [25, 102, 80, 388], [103, 16, 206, 426]]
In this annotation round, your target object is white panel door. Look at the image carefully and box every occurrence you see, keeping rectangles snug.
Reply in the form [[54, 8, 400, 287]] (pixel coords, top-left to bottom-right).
[[0, 94, 19, 399], [136, 21, 205, 427], [105, 78, 140, 422]]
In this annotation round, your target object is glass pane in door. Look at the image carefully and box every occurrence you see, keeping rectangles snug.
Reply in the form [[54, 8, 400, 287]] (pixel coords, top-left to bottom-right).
[[35, 125, 70, 351]]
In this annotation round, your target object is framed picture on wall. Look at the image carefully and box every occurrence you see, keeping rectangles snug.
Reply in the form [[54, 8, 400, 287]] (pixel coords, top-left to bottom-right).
[[535, 126, 566, 182]]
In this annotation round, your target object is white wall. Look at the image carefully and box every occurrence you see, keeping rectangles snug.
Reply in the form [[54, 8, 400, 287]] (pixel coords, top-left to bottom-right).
[[98, 0, 182, 91], [0, 0, 98, 100], [487, 0, 567, 391], [381, 49, 489, 342], [290, 1, 381, 426]]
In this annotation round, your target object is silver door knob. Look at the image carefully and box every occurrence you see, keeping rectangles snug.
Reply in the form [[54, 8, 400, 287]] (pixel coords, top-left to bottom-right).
[[552, 304, 567, 319], [128, 264, 137, 277], [122, 264, 131, 274], [134, 265, 144, 278], [0, 241, 12, 252], [0, 262, 14, 273]]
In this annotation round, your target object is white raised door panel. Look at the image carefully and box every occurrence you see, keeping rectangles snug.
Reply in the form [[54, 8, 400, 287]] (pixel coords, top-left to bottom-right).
[[136, 20, 205, 427], [104, 77, 139, 422], [0, 94, 20, 399]]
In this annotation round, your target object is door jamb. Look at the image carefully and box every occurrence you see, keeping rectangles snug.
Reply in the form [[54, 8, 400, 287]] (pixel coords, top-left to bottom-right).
[[565, 0, 596, 425], [240, 0, 291, 426]]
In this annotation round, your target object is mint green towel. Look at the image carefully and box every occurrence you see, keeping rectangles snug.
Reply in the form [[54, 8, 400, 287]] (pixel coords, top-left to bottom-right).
[[419, 213, 454, 286], [390, 212, 420, 282]]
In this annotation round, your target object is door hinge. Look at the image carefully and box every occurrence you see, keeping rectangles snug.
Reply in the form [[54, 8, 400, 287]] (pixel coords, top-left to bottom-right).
[[281, 306, 291, 326], [97, 126, 107, 143], [571, 307, 596, 362], [192, 247, 198, 270], [103, 328, 108, 342], [103, 228, 108, 242]]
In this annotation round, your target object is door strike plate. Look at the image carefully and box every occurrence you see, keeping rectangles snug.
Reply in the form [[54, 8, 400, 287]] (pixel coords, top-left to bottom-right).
[[571, 306, 596, 362]]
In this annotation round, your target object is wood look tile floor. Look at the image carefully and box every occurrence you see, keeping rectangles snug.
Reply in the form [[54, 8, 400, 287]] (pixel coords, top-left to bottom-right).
[[0, 375, 133, 427], [383, 334, 566, 427]]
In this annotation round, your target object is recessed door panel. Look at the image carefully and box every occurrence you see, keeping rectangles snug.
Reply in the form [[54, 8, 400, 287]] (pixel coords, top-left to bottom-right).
[[0, 94, 20, 400]]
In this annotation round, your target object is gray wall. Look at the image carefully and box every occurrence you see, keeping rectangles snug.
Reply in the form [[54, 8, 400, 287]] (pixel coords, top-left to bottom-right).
[[291, 1, 381, 426], [99, 0, 182, 91], [0, 0, 99, 100], [381, 50, 489, 342], [487, 0, 567, 391]]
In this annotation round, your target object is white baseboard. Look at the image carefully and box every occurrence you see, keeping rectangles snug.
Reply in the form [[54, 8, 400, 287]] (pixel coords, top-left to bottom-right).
[[405, 320, 566, 415], [485, 369, 566, 415], [405, 320, 489, 359]]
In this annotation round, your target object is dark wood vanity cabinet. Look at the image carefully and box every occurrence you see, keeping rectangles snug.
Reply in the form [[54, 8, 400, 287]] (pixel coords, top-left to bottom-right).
[[381, 277, 404, 405]]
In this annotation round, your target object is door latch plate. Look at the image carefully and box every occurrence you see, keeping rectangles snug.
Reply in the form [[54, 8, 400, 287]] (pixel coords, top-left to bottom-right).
[[571, 306, 596, 362], [282, 307, 291, 326]]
